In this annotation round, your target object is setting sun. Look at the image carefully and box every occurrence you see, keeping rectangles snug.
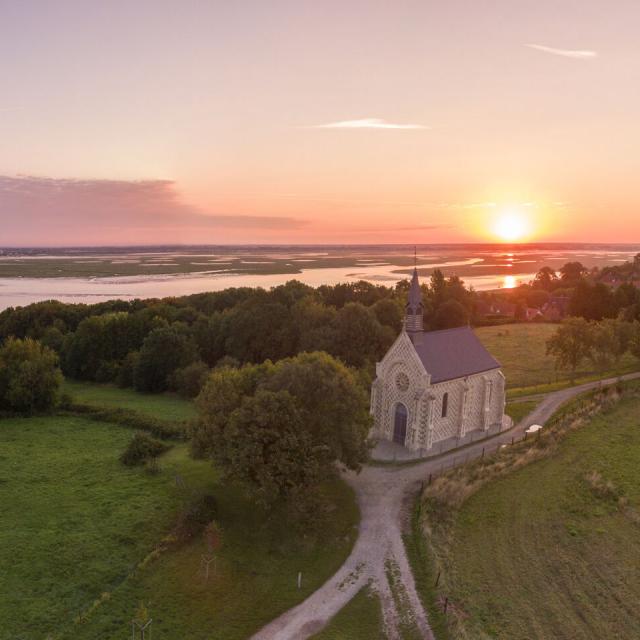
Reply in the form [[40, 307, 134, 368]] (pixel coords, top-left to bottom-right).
[[492, 210, 532, 242]]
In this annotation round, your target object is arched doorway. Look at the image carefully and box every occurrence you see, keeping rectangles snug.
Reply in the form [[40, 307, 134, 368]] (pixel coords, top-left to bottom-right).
[[393, 403, 408, 446]]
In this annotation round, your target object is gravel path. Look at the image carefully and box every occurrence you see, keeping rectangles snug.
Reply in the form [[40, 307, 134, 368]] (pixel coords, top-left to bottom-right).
[[251, 372, 640, 640]]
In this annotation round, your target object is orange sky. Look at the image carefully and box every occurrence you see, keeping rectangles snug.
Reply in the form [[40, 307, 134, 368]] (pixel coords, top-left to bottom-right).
[[1, 1, 640, 245]]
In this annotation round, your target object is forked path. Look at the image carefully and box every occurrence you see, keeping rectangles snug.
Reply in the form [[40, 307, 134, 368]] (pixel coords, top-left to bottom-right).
[[251, 373, 640, 640]]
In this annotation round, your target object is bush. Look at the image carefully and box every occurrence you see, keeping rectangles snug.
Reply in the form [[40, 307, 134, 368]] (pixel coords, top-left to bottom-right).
[[174, 494, 218, 542], [120, 431, 171, 466], [66, 403, 186, 439]]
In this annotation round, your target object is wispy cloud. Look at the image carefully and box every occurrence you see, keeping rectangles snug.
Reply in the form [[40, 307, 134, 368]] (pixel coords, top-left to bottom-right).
[[310, 118, 429, 130], [525, 44, 597, 59], [394, 224, 456, 231], [0, 176, 307, 244]]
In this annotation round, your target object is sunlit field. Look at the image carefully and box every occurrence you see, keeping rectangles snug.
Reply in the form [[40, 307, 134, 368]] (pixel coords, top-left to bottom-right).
[[475, 324, 639, 394], [426, 391, 640, 639]]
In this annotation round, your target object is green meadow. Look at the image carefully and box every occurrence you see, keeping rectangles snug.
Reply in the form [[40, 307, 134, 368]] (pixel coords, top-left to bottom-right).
[[0, 389, 358, 640], [312, 587, 384, 640], [475, 323, 638, 395]]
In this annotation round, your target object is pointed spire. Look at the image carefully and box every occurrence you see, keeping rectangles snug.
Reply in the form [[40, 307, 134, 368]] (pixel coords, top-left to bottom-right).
[[405, 257, 423, 332], [408, 266, 422, 309]]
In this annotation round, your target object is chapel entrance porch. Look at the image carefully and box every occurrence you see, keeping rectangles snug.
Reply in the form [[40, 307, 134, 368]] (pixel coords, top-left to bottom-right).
[[393, 403, 408, 446]]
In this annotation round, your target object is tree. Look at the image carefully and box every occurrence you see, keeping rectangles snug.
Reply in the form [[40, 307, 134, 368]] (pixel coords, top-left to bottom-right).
[[62, 312, 147, 380], [432, 299, 469, 330], [263, 351, 371, 470], [329, 303, 394, 367], [134, 325, 198, 392], [560, 261, 588, 284], [223, 389, 319, 503], [533, 266, 559, 291], [0, 337, 62, 413], [371, 298, 404, 333], [224, 299, 296, 363], [430, 270, 447, 307], [192, 313, 226, 366], [193, 352, 370, 509], [169, 360, 210, 398], [546, 317, 593, 381], [629, 321, 640, 361], [588, 320, 617, 373], [569, 281, 615, 321], [191, 362, 272, 458]]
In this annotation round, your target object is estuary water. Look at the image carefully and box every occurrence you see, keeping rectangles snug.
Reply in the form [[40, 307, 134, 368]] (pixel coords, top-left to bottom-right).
[[0, 244, 637, 311]]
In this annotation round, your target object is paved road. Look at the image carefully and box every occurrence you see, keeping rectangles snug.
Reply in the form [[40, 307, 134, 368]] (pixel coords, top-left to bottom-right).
[[251, 372, 640, 640]]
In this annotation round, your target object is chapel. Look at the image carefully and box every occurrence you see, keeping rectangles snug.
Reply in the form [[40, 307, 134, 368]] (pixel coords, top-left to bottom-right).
[[370, 268, 506, 453]]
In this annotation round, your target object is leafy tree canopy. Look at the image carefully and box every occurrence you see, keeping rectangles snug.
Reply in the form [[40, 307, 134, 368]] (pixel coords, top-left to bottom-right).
[[0, 337, 62, 413]]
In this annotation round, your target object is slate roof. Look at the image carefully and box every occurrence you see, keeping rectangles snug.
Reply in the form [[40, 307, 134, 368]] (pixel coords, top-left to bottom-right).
[[409, 326, 501, 383]]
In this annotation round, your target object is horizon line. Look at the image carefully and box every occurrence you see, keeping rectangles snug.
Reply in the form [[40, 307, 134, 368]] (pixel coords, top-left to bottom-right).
[[2, 241, 640, 250]]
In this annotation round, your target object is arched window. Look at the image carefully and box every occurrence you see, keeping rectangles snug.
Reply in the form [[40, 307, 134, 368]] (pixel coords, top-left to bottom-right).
[[441, 392, 449, 418]]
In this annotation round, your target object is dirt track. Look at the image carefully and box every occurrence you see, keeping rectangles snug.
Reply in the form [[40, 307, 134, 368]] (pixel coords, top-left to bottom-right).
[[251, 372, 640, 640]]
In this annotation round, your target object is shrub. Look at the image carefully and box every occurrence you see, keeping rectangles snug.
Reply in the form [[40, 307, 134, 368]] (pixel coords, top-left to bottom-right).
[[174, 494, 218, 542], [120, 431, 171, 466], [66, 403, 186, 439]]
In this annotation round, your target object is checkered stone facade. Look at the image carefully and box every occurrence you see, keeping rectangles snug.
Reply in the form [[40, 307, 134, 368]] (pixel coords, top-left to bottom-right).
[[370, 331, 506, 454]]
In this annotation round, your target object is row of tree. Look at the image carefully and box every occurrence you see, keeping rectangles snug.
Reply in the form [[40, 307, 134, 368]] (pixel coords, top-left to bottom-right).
[[546, 317, 640, 380], [0, 274, 476, 396]]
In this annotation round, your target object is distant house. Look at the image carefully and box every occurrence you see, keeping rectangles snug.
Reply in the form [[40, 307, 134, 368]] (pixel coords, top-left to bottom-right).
[[475, 298, 517, 320], [542, 295, 570, 321], [525, 307, 543, 321], [370, 268, 507, 454]]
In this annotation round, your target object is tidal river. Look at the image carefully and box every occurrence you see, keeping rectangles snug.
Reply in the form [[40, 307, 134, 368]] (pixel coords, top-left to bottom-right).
[[0, 245, 637, 311]]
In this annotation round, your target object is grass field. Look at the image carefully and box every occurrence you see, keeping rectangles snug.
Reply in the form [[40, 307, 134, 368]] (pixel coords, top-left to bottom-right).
[[311, 587, 384, 639], [420, 389, 640, 639], [63, 379, 196, 422], [504, 399, 538, 424], [0, 413, 358, 640], [475, 323, 639, 394]]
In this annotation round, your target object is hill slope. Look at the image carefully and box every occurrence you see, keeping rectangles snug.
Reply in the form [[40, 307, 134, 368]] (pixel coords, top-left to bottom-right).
[[420, 388, 640, 639]]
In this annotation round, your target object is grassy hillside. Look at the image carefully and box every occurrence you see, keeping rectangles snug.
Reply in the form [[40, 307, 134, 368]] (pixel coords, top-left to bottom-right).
[[63, 379, 196, 422], [475, 323, 638, 393], [0, 414, 358, 640], [311, 587, 384, 640], [417, 388, 640, 639]]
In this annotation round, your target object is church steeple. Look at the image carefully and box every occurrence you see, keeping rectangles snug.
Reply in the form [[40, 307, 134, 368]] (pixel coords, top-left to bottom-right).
[[405, 260, 423, 332]]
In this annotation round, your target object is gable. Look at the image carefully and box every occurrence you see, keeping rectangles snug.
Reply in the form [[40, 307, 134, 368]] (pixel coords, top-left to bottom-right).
[[377, 330, 427, 380]]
